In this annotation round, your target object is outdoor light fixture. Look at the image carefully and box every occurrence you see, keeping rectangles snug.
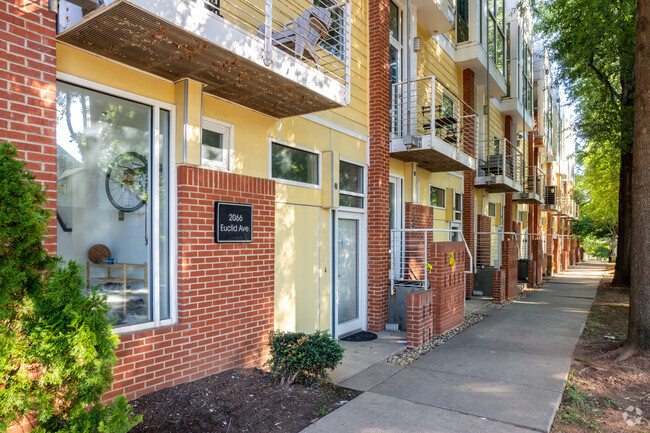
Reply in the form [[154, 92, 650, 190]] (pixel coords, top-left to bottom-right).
[[413, 37, 421, 52]]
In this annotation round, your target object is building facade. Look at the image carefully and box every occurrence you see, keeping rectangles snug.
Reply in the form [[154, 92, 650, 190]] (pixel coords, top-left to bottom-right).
[[2, 0, 580, 407]]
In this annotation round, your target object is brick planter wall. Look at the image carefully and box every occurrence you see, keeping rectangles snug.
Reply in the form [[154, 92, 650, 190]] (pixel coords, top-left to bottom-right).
[[106, 167, 275, 402], [493, 269, 505, 303], [1, 0, 57, 253], [406, 242, 465, 348], [503, 238, 518, 299]]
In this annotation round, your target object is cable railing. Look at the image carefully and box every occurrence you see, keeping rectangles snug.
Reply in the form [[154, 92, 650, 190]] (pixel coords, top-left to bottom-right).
[[390, 75, 478, 159], [476, 138, 524, 185], [389, 228, 473, 294], [202, 0, 350, 84], [542, 185, 559, 211], [522, 165, 546, 198]]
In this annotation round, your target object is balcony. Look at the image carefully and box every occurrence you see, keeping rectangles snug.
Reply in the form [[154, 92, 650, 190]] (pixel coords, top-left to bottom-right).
[[500, 96, 534, 131], [413, 0, 456, 36], [56, 0, 351, 118], [559, 195, 571, 217], [475, 138, 524, 193], [390, 76, 477, 173], [513, 166, 545, 204], [540, 185, 559, 213]]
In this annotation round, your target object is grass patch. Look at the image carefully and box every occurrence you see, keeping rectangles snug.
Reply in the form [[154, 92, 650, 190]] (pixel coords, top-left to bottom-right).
[[558, 377, 602, 431], [582, 304, 628, 340]]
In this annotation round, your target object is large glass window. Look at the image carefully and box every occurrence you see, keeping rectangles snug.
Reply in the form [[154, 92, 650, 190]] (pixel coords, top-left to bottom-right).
[[429, 186, 445, 208], [271, 142, 319, 185], [339, 161, 364, 208], [457, 0, 469, 42], [56, 81, 170, 328], [389, 1, 402, 87], [487, 0, 505, 75]]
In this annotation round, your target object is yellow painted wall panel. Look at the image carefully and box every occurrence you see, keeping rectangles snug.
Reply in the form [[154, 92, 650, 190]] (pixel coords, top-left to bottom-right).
[[56, 44, 175, 104], [275, 203, 322, 333]]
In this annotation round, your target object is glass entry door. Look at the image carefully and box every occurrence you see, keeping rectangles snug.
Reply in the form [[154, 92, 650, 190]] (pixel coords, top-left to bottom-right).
[[335, 213, 363, 336]]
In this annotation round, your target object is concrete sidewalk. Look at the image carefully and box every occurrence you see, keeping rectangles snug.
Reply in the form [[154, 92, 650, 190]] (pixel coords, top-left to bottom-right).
[[302, 263, 607, 433]]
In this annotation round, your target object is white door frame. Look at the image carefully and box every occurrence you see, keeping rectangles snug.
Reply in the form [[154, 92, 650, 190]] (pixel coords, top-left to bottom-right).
[[332, 210, 367, 338]]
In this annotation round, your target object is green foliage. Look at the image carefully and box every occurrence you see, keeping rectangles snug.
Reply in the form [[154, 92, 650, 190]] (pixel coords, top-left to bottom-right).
[[0, 142, 55, 319], [266, 330, 344, 387], [0, 142, 141, 433], [530, 0, 636, 250]]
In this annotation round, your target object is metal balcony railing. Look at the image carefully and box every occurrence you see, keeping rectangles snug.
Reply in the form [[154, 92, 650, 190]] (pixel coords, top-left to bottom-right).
[[59, 0, 351, 87], [475, 231, 518, 270], [208, 0, 350, 83], [390, 76, 478, 159], [522, 166, 546, 197], [476, 138, 524, 184], [543, 185, 558, 208], [389, 228, 472, 294]]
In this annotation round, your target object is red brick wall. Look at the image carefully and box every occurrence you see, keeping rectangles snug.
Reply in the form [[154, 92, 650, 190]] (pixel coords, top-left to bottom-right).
[[106, 167, 275, 402], [462, 69, 475, 296], [405, 202, 433, 229], [366, 0, 390, 332], [503, 238, 518, 299], [406, 242, 465, 348], [493, 269, 505, 303], [0, 0, 57, 253], [406, 289, 434, 348]]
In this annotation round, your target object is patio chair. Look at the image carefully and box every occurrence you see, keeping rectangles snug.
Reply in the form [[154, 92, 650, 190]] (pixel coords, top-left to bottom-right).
[[258, 6, 333, 67]]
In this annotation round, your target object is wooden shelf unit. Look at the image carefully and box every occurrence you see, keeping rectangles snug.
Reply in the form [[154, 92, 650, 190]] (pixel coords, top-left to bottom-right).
[[86, 262, 148, 317]]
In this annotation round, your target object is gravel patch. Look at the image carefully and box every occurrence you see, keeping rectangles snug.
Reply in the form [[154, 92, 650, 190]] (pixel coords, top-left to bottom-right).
[[385, 314, 486, 366], [486, 284, 540, 309]]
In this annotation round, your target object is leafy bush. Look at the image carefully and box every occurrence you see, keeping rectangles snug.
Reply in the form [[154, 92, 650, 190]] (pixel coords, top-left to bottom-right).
[[0, 142, 141, 433], [266, 330, 344, 387]]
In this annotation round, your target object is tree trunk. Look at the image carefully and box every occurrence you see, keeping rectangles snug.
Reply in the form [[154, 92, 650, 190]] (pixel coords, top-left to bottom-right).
[[612, 26, 636, 287], [629, 0, 650, 351], [612, 151, 632, 286]]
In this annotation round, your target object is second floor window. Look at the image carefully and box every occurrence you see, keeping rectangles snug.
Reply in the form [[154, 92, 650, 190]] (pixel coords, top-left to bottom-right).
[[487, 0, 505, 75]]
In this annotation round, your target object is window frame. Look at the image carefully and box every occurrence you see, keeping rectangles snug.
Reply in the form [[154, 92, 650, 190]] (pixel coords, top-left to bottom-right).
[[268, 138, 321, 189], [454, 191, 463, 221], [486, 0, 506, 76], [339, 158, 366, 211], [201, 116, 234, 170], [55, 72, 178, 335], [429, 184, 446, 209], [487, 201, 497, 218]]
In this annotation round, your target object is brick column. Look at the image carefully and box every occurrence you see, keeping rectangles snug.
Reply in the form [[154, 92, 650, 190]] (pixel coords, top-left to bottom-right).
[[462, 69, 476, 297], [504, 116, 513, 233], [366, 0, 390, 332], [0, 0, 58, 253]]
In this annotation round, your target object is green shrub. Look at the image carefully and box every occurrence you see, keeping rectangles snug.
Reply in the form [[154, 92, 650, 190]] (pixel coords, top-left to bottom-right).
[[0, 142, 141, 433], [266, 330, 344, 387]]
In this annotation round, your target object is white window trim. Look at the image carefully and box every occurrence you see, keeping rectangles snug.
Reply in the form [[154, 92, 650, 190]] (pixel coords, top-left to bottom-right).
[[454, 191, 463, 221], [449, 221, 462, 242], [429, 184, 446, 210], [201, 116, 234, 171], [488, 201, 497, 218], [268, 138, 322, 189], [55, 72, 178, 335]]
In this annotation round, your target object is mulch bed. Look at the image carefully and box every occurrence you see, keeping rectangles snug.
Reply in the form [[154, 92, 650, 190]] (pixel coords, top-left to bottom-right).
[[551, 268, 650, 433], [128, 368, 360, 433]]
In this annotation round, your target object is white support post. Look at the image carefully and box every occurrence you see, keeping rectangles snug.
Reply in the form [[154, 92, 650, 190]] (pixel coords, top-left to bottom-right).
[[263, 0, 273, 66]]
